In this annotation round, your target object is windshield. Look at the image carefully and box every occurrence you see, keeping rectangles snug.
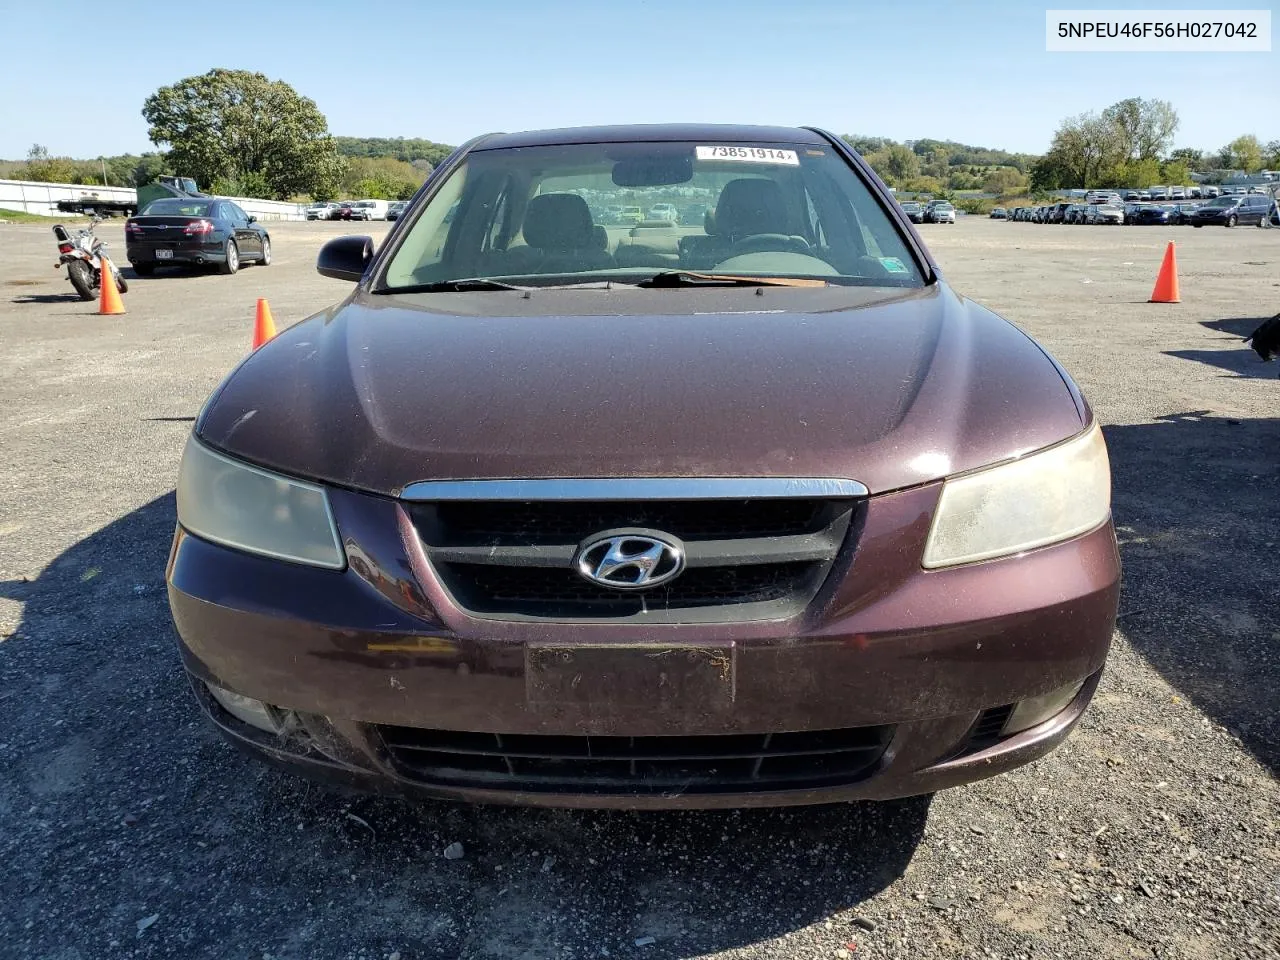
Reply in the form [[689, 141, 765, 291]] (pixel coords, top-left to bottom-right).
[[380, 140, 924, 290], [141, 199, 212, 216], [1205, 197, 1235, 207]]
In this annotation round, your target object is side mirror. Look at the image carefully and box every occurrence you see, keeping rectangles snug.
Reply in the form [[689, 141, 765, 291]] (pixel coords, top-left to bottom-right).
[[247, 214, 257, 223], [317, 235, 374, 281]]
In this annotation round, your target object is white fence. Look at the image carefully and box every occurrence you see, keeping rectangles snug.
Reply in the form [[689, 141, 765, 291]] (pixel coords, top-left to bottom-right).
[[0, 179, 308, 221]]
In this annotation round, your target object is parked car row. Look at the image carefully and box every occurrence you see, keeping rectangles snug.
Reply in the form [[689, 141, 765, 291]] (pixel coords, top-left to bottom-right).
[[1108, 183, 1269, 202], [590, 204, 699, 225], [998, 194, 1277, 228], [898, 199, 955, 224], [305, 200, 397, 221]]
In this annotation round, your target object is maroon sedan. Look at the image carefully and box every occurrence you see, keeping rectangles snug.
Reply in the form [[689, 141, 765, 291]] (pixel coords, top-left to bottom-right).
[[168, 125, 1119, 808]]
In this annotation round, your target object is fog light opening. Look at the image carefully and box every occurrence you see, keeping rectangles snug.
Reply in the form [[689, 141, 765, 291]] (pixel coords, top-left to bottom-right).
[[205, 682, 284, 735], [1002, 679, 1087, 736]]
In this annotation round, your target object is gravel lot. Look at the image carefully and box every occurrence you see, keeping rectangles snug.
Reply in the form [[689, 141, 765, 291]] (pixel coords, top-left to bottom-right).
[[1, 217, 1277, 960]]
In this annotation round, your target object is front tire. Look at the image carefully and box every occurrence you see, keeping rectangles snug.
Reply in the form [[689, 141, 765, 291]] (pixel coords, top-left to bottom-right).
[[1226, 215, 1237, 228], [67, 260, 96, 301], [113, 266, 128, 294], [220, 240, 240, 275]]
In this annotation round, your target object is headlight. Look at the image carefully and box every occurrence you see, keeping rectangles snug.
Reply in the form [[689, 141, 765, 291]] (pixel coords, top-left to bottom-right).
[[922, 422, 1110, 569], [176, 435, 345, 569]]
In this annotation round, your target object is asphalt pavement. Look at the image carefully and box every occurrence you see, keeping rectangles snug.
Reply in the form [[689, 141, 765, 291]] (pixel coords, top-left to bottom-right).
[[0, 217, 1277, 960]]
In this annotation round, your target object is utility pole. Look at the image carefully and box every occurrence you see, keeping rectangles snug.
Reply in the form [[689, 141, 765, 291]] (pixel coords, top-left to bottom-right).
[[101, 157, 108, 187]]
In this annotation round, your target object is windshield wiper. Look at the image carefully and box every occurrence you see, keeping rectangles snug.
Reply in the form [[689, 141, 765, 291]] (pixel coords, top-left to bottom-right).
[[635, 271, 827, 288], [385, 278, 529, 293]]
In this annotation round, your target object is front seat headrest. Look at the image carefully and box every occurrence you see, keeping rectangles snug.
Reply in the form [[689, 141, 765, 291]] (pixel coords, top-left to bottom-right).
[[714, 178, 790, 239], [523, 194, 596, 251]]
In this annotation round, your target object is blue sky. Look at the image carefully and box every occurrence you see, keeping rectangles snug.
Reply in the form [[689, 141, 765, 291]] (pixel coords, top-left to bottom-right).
[[0, 0, 1273, 159]]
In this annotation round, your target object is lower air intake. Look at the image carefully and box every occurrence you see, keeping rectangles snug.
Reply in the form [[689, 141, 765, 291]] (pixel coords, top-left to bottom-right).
[[377, 725, 893, 795]]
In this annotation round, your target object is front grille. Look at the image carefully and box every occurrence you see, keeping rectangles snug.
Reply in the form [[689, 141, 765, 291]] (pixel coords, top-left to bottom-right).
[[430, 499, 824, 542], [377, 724, 892, 795], [406, 494, 858, 622], [449, 561, 816, 607]]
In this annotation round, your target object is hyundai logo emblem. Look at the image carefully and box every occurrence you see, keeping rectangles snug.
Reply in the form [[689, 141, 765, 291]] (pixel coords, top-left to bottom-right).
[[574, 530, 685, 590]]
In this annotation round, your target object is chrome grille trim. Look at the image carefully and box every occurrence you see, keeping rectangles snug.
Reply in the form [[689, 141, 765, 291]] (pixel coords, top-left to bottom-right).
[[399, 477, 868, 502]]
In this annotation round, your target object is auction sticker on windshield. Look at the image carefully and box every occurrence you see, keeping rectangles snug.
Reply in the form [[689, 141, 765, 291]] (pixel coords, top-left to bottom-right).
[[695, 146, 800, 165]]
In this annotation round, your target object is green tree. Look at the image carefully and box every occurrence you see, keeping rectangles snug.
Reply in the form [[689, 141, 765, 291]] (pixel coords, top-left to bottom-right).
[[340, 156, 426, 200], [1120, 157, 1162, 188], [1101, 97, 1179, 161], [1028, 154, 1065, 193], [1220, 134, 1263, 172], [332, 136, 454, 168], [23, 144, 75, 183], [1037, 112, 1124, 189], [1264, 140, 1280, 170], [1159, 160, 1189, 187], [102, 155, 137, 186], [859, 149, 893, 183], [921, 147, 950, 179], [210, 171, 272, 198], [982, 167, 1027, 196], [142, 69, 346, 199], [882, 143, 920, 183], [841, 135, 891, 155], [1167, 147, 1209, 174], [130, 152, 174, 187], [900, 175, 943, 195]]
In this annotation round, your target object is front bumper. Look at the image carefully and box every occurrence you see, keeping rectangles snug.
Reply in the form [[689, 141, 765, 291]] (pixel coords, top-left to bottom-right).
[[167, 483, 1121, 808]]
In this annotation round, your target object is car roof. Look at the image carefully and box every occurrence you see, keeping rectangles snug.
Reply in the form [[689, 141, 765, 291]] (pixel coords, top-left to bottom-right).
[[473, 124, 830, 151]]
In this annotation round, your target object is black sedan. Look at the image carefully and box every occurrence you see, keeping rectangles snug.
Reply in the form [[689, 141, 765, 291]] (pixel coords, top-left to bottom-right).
[[899, 201, 924, 223], [1132, 204, 1173, 225], [126, 199, 270, 275]]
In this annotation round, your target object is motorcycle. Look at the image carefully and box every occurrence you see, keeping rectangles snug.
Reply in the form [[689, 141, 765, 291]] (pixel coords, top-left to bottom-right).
[[52, 217, 127, 302]]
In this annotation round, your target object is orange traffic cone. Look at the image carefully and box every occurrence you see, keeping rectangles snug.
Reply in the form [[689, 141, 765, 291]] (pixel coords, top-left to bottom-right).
[[252, 298, 277, 349], [1149, 241, 1180, 303], [97, 258, 125, 315]]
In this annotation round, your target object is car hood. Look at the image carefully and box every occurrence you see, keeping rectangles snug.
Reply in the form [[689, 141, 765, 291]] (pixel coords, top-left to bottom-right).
[[198, 284, 1084, 497]]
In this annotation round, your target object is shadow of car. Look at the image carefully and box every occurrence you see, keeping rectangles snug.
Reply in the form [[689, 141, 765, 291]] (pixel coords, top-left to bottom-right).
[[1165, 317, 1280, 379], [1104, 412, 1280, 775]]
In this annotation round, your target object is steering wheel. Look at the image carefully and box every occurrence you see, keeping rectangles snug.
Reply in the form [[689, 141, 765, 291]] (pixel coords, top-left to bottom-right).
[[729, 233, 811, 256]]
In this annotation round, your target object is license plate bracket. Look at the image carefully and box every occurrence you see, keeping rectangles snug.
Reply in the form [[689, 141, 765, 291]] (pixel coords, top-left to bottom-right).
[[526, 643, 736, 709]]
